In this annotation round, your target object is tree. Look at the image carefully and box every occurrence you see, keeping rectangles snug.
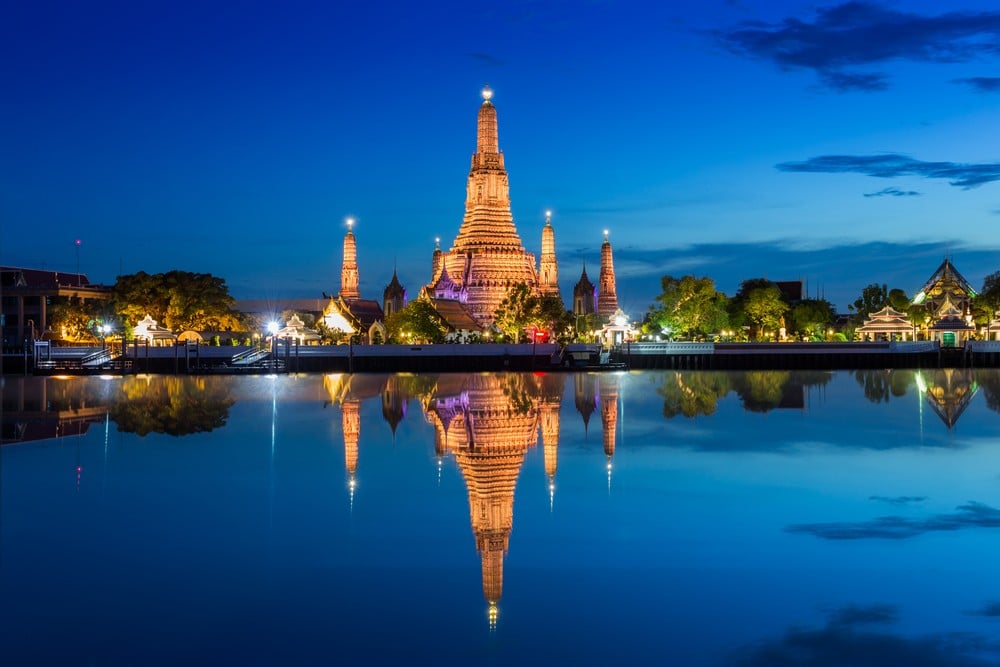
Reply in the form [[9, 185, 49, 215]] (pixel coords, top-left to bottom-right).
[[887, 288, 910, 313], [112, 270, 243, 332], [728, 278, 781, 339], [493, 283, 572, 342], [743, 286, 788, 340], [47, 296, 106, 342], [493, 282, 536, 341], [385, 299, 447, 343], [788, 299, 835, 340], [973, 271, 1000, 326], [647, 275, 729, 340], [848, 283, 888, 322]]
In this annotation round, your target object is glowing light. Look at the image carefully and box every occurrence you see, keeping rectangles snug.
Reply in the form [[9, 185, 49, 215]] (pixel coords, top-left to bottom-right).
[[481, 85, 493, 101], [345, 216, 355, 229], [75, 239, 81, 246], [267, 321, 279, 335], [915, 373, 928, 394], [603, 229, 609, 238], [545, 210, 552, 218]]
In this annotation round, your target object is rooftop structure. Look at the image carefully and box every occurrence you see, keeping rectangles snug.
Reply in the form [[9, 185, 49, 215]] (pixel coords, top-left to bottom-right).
[[428, 87, 540, 327]]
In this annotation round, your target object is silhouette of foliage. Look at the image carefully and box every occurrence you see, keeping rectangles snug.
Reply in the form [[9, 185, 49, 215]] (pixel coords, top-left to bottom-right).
[[109, 376, 235, 436]]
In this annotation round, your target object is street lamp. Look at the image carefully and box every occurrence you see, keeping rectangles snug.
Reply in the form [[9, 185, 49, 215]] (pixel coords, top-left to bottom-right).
[[101, 323, 111, 348]]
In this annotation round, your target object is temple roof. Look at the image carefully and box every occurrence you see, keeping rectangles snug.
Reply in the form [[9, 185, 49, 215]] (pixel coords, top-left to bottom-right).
[[383, 269, 405, 299], [857, 305, 911, 332], [912, 258, 976, 305], [574, 264, 594, 291], [430, 298, 482, 332]]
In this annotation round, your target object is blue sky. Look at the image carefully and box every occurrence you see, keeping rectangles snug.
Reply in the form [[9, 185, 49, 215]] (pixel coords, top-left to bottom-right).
[[3, 0, 1000, 313]]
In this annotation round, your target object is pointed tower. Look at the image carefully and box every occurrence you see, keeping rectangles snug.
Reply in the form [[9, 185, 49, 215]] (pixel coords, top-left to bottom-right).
[[342, 399, 361, 509], [537, 373, 564, 511], [425, 374, 540, 629], [573, 263, 596, 317], [429, 86, 539, 326], [597, 230, 619, 317], [599, 374, 619, 491], [340, 218, 360, 301], [383, 266, 406, 319], [539, 211, 560, 298]]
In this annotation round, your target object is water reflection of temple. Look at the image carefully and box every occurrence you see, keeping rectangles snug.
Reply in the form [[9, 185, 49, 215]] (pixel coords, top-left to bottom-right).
[[1, 377, 111, 445], [919, 368, 978, 428], [425, 374, 543, 628], [323, 371, 632, 626]]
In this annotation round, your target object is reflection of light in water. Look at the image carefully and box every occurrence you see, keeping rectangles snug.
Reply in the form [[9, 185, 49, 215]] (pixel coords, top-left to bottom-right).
[[488, 602, 498, 631], [915, 371, 926, 441]]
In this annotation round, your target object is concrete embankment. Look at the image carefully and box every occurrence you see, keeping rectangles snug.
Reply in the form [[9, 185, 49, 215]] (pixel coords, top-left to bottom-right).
[[9, 340, 1000, 375]]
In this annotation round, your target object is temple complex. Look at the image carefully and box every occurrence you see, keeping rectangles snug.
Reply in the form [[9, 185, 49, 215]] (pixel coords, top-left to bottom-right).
[[912, 258, 976, 346], [597, 231, 619, 317], [427, 87, 541, 328]]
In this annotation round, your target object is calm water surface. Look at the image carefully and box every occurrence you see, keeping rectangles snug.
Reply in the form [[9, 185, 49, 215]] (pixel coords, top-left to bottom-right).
[[2, 370, 1000, 666]]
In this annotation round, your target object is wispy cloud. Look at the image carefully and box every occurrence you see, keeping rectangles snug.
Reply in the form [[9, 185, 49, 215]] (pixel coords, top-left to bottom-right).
[[864, 187, 920, 198], [717, 2, 1000, 91], [777, 154, 1000, 189], [787, 501, 1000, 540], [954, 76, 1000, 93], [467, 52, 505, 67], [869, 495, 926, 506], [969, 602, 1000, 618], [730, 604, 999, 666]]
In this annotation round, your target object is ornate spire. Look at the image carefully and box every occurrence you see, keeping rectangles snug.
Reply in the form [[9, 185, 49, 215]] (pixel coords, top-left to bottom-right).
[[340, 217, 360, 301], [342, 399, 361, 510], [599, 376, 618, 493], [539, 210, 560, 297], [597, 229, 619, 317]]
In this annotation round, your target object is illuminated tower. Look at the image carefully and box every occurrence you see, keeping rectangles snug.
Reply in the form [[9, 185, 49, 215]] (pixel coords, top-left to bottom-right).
[[539, 211, 560, 298], [426, 374, 540, 628], [599, 374, 619, 491], [597, 230, 619, 317], [340, 218, 360, 301], [342, 398, 361, 509], [536, 373, 565, 510], [429, 86, 539, 327]]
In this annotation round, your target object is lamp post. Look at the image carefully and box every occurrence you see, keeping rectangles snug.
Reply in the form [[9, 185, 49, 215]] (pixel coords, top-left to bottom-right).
[[267, 321, 279, 367], [101, 323, 111, 349]]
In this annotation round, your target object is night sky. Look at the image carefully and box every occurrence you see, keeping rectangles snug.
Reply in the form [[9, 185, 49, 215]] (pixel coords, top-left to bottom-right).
[[3, 0, 1000, 314]]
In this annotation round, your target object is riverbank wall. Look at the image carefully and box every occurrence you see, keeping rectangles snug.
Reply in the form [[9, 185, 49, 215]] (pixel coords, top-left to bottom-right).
[[7, 340, 1000, 375]]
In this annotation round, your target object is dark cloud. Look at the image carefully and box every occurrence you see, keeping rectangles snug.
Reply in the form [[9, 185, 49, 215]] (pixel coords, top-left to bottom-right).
[[954, 76, 1000, 92], [728, 604, 999, 667], [717, 2, 1000, 91], [467, 52, 505, 67], [828, 603, 897, 627], [969, 602, 1000, 618], [787, 501, 1000, 540], [863, 187, 921, 198], [869, 495, 927, 505], [776, 154, 1000, 189]]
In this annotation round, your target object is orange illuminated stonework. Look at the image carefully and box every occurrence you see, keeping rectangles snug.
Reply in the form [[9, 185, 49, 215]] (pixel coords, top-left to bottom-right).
[[425, 374, 541, 627], [597, 232, 619, 317], [428, 87, 541, 327], [340, 222, 360, 301]]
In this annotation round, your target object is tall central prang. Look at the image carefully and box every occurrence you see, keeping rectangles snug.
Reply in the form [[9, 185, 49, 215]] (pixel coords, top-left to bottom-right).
[[428, 86, 539, 327]]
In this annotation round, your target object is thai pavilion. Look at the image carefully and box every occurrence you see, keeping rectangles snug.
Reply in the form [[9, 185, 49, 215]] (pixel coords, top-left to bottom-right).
[[912, 258, 976, 346], [857, 305, 913, 341]]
